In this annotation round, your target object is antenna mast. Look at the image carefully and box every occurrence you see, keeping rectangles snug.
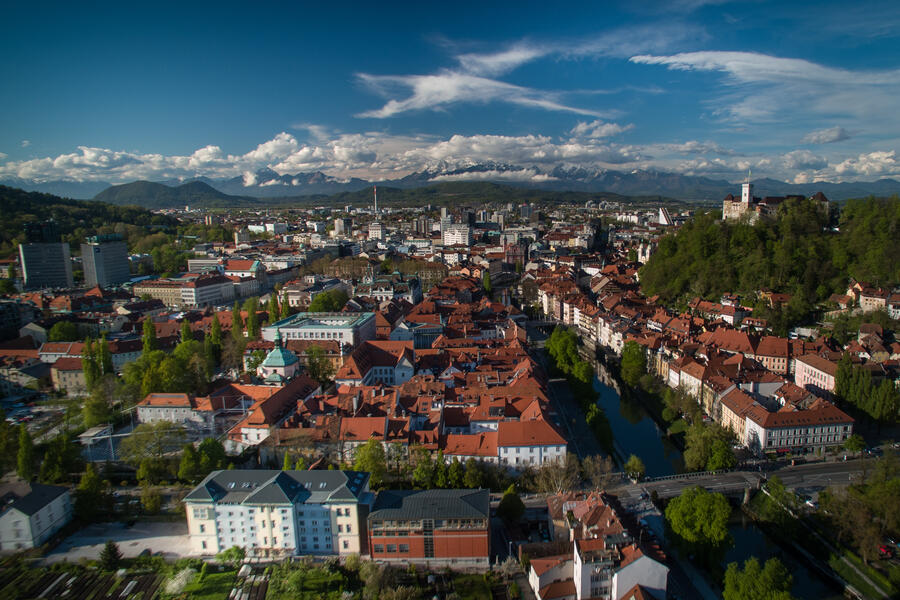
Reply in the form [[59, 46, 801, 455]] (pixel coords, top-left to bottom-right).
[[374, 185, 378, 215]]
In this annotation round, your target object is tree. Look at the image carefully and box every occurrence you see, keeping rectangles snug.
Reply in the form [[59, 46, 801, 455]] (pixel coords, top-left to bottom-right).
[[141, 318, 157, 354], [180, 319, 193, 343], [723, 557, 796, 600], [100, 540, 122, 571], [463, 458, 483, 488], [497, 484, 525, 524], [245, 307, 260, 340], [97, 336, 113, 375], [280, 295, 292, 319], [118, 421, 186, 468], [81, 338, 101, 390], [82, 391, 112, 428], [433, 450, 448, 488], [624, 454, 645, 481], [684, 423, 737, 472], [353, 438, 387, 487], [448, 458, 464, 488], [231, 302, 244, 342], [267, 294, 280, 323], [305, 345, 334, 387], [216, 545, 245, 567], [620, 341, 646, 387], [39, 433, 80, 483], [482, 271, 492, 298], [178, 444, 201, 483], [412, 446, 434, 488], [208, 312, 223, 364], [247, 349, 266, 373], [198, 437, 227, 473], [16, 424, 33, 481], [665, 486, 732, 565], [294, 456, 307, 471], [582, 455, 616, 490], [74, 463, 105, 521], [533, 453, 581, 494], [48, 320, 79, 342], [140, 485, 162, 514], [307, 289, 349, 312], [843, 434, 865, 454]]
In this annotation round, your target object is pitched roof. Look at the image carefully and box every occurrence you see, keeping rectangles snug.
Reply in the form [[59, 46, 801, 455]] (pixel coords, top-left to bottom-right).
[[369, 488, 489, 520], [183, 469, 370, 505], [497, 420, 566, 447], [0, 482, 68, 516]]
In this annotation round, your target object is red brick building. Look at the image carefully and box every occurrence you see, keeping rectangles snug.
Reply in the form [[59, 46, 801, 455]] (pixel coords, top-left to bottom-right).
[[367, 489, 490, 569]]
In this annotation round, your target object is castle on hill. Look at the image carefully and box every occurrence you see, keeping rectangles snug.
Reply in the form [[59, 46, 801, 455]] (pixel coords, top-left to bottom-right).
[[722, 178, 828, 223]]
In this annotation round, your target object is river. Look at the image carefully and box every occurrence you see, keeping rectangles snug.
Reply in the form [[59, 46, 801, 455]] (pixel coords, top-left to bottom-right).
[[589, 358, 843, 598], [591, 365, 684, 477]]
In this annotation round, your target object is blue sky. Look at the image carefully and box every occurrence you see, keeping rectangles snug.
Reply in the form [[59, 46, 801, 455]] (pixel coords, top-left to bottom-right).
[[1, 0, 899, 185]]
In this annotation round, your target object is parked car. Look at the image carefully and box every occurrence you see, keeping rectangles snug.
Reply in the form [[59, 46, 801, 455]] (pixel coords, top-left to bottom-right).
[[879, 545, 894, 559]]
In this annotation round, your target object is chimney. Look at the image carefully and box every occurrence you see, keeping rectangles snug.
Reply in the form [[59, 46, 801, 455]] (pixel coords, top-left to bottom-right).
[[353, 392, 359, 414]]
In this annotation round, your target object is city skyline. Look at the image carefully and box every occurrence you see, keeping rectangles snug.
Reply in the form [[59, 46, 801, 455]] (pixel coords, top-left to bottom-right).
[[2, 0, 899, 186]]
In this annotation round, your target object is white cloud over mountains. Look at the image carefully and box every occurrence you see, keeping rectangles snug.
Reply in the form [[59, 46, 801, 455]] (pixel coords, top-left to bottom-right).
[[1, 130, 896, 185]]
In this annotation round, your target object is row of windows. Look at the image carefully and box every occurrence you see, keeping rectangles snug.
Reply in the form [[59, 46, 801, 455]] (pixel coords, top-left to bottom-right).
[[373, 544, 410, 553]]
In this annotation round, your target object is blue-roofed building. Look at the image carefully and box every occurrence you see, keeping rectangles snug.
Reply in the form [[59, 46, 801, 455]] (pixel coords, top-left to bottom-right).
[[256, 329, 300, 384]]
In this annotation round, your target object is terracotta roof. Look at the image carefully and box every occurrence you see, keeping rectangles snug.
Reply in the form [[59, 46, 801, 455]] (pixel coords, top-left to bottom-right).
[[51, 357, 83, 371], [497, 420, 566, 447]]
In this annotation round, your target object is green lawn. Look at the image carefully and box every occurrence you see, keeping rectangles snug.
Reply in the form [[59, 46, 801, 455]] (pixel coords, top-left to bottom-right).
[[453, 573, 493, 600], [181, 570, 236, 600]]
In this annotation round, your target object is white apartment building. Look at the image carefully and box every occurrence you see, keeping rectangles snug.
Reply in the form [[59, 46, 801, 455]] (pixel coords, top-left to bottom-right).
[[184, 470, 372, 557], [368, 222, 385, 241], [0, 482, 73, 552], [442, 224, 473, 246]]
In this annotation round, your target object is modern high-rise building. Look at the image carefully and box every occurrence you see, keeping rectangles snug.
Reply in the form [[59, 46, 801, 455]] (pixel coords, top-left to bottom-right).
[[334, 218, 352, 236], [415, 216, 430, 235], [520, 203, 533, 220], [368, 222, 384, 241], [81, 234, 130, 288], [19, 222, 73, 290]]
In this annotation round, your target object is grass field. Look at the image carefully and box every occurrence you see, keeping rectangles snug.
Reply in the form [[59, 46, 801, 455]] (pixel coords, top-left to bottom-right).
[[453, 573, 493, 600]]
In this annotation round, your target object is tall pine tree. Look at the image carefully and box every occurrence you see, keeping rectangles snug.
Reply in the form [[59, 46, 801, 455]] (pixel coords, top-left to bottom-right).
[[142, 319, 157, 354], [231, 302, 243, 342]]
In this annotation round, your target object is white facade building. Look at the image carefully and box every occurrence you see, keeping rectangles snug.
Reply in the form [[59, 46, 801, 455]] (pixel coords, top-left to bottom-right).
[[0, 482, 72, 552], [183, 470, 372, 557]]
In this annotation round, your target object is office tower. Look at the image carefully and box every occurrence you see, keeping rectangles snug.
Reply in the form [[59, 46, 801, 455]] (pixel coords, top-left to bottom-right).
[[81, 234, 130, 288], [520, 203, 533, 220], [440, 207, 448, 219], [19, 242, 73, 289]]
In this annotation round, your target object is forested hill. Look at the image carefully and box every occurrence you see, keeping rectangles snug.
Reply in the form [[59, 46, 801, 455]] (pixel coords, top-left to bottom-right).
[[93, 180, 258, 208], [0, 185, 177, 258], [638, 196, 900, 329]]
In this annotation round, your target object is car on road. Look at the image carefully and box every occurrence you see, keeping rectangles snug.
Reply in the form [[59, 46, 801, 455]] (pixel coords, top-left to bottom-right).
[[866, 447, 883, 457], [879, 545, 894, 559], [804, 498, 818, 510]]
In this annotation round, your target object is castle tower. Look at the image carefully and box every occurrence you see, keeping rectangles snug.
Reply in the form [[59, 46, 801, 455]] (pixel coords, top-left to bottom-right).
[[741, 170, 753, 205]]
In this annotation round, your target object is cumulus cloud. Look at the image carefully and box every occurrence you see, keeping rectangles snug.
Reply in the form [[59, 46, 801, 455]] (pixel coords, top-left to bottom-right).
[[0, 129, 893, 185], [570, 120, 633, 138], [21, 140, 30, 148], [833, 150, 897, 177], [0, 152, 7, 161], [782, 150, 827, 171], [802, 126, 851, 144], [430, 168, 558, 183]]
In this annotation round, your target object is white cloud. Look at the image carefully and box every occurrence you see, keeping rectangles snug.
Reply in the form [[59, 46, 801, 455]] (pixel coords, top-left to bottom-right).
[[0, 152, 7, 161], [20, 140, 30, 148], [242, 171, 257, 187], [357, 72, 609, 119], [630, 51, 900, 131], [833, 151, 897, 177], [802, 126, 851, 144], [430, 169, 557, 183], [570, 120, 633, 138], [782, 150, 827, 171], [456, 44, 547, 77]]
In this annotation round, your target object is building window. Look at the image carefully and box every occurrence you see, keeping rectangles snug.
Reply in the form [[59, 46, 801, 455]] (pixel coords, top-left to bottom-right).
[[387, 544, 397, 553], [399, 544, 409, 553], [374, 544, 384, 553]]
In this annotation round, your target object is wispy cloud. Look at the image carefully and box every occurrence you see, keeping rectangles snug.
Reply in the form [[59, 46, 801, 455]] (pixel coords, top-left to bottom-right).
[[20, 140, 30, 148], [803, 126, 851, 144], [356, 72, 610, 119], [570, 120, 634, 138], [356, 24, 702, 119], [630, 51, 900, 129]]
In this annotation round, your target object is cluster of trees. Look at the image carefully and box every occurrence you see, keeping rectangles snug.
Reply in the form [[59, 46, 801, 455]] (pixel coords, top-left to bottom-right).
[[723, 557, 796, 600], [820, 455, 900, 564], [352, 439, 494, 491], [835, 353, 900, 427], [619, 341, 647, 388], [664, 485, 732, 569], [546, 327, 614, 454], [640, 196, 900, 331], [0, 185, 177, 260], [178, 438, 229, 483], [683, 422, 738, 472], [47, 321, 80, 342], [307, 289, 349, 313], [118, 421, 189, 485]]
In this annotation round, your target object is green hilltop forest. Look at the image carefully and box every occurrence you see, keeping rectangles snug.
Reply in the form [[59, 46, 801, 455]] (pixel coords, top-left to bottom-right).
[[0, 185, 178, 259], [639, 195, 900, 331]]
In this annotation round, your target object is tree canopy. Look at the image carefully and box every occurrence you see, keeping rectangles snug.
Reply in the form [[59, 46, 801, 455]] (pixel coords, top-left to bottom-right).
[[353, 438, 387, 488], [639, 196, 900, 330], [665, 486, 732, 565], [620, 341, 647, 387], [307, 289, 349, 312], [723, 557, 796, 600]]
